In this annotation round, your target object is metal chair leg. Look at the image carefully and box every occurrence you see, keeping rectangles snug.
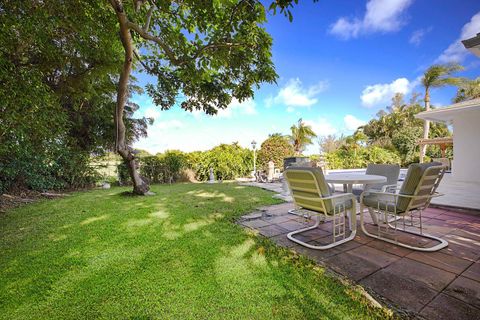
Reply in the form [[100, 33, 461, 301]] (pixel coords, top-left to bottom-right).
[[287, 210, 357, 250], [360, 204, 448, 252]]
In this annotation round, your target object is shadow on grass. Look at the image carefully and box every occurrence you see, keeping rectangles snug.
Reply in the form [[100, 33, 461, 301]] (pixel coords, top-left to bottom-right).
[[0, 183, 390, 319]]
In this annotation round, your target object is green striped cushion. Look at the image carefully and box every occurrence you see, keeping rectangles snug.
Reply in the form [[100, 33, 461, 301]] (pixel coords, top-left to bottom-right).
[[363, 193, 400, 213], [396, 162, 441, 211], [285, 167, 351, 214]]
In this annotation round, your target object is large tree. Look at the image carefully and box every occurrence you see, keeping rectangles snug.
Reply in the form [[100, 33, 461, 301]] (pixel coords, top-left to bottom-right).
[[107, 0, 300, 194], [257, 135, 294, 170], [419, 63, 463, 162], [0, 0, 150, 192]]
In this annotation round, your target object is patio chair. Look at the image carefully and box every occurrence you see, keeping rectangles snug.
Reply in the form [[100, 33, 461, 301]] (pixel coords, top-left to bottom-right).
[[432, 158, 451, 171], [359, 162, 448, 252], [284, 167, 357, 250], [352, 163, 400, 196]]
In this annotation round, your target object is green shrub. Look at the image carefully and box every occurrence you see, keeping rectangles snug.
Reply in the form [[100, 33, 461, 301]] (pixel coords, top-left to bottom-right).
[[364, 146, 401, 165], [117, 161, 131, 186], [391, 126, 422, 166], [257, 135, 294, 171], [140, 156, 165, 183], [192, 143, 253, 181], [161, 150, 187, 183], [137, 150, 187, 184], [0, 141, 99, 193], [325, 146, 400, 169]]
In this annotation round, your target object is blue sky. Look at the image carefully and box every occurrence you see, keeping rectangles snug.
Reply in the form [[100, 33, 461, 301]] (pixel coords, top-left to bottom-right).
[[133, 0, 480, 155]]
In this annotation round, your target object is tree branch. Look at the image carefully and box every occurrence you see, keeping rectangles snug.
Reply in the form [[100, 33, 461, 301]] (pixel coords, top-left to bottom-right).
[[144, 4, 155, 32], [133, 49, 156, 74], [126, 21, 180, 64], [191, 42, 246, 60]]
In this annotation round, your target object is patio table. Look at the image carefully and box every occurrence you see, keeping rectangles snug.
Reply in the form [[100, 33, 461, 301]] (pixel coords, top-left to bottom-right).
[[325, 173, 387, 227], [324, 173, 387, 194]]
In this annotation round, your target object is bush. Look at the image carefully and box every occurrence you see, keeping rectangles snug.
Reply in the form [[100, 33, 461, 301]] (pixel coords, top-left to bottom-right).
[[192, 143, 253, 181], [364, 146, 401, 165], [139, 156, 164, 184], [0, 141, 99, 193], [257, 135, 294, 171], [162, 150, 187, 183], [391, 126, 422, 166], [325, 146, 400, 169], [117, 161, 131, 186], [137, 150, 187, 184]]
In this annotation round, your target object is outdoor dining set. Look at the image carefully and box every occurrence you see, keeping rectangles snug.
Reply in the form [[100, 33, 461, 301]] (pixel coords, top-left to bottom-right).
[[284, 163, 447, 252]]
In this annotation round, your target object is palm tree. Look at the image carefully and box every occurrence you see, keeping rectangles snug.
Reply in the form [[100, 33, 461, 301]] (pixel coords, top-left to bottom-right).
[[289, 118, 317, 155], [420, 63, 463, 162], [453, 77, 480, 103], [344, 131, 367, 157]]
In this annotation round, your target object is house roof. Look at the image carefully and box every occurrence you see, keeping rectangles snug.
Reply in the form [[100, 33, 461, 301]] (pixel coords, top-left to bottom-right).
[[462, 33, 480, 57], [415, 98, 480, 123]]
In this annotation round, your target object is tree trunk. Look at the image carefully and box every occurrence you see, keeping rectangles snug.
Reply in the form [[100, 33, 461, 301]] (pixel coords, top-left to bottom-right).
[[110, 0, 150, 195], [420, 89, 430, 163]]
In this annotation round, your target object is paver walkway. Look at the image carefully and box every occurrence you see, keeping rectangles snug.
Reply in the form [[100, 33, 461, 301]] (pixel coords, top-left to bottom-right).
[[238, 202, 480, 319]]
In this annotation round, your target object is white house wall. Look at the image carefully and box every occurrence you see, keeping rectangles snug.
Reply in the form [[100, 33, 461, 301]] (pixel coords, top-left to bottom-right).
[[453, 109, 480, 182]]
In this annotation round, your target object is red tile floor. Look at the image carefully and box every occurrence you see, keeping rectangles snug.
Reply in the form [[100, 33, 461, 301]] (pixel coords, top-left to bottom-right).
[[239, 203, 480, 319]]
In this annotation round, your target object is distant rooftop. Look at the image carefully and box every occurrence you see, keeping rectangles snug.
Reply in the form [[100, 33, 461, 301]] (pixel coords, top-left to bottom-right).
[[462, 33, 480, 57], [416, 98, 480, 123]]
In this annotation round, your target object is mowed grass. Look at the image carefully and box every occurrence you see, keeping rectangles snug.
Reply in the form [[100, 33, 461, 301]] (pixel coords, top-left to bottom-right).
[[0, 183, 391, 319]]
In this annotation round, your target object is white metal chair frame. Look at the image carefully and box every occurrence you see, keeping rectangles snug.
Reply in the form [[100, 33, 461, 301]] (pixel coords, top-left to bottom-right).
[[360, 166, 448, 252], [285, 169, 357, 250]]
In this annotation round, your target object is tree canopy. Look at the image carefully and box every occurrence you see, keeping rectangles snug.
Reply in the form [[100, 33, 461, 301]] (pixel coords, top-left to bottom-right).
[[454, 77, 480, 103], [108, 0, 296, 194], [258, 135, 294, 170], [0, 0, 148, 192], [359, 93, 451, 165]]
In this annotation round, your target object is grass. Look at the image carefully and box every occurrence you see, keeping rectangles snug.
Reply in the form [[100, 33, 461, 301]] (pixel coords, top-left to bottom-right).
[[0, 183, 392, 319]]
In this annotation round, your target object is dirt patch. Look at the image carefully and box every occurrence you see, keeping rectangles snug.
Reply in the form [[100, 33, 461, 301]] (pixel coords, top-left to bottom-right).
[[0, 188, 70, 213]]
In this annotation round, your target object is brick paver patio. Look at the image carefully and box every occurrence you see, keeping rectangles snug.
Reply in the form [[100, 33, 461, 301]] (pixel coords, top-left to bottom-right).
[[238, 203, 480, 319]]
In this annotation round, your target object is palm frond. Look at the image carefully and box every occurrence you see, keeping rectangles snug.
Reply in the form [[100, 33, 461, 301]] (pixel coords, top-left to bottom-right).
[[422, 63, 464, 89]]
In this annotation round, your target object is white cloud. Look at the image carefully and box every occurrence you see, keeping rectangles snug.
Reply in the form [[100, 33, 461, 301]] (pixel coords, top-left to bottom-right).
[[361, 77, 412, 108], [152, 119, 184, 131], [409, 27, 432, 46], [304, 118, 337, 137], [286, 106, 295, 113], [272, 78, 328, 110], [144, 107, 161, 120], [436, 12, 480, 63], [330, 18, 362, 39], [134, 119, 271, 154], [186, 108, 203, 119], [329, 0, 413, 39], [183, 98, 257, 119], [264, 96, 274, 108], [344, 115, 366, 131], [216, 98, 257, 118]]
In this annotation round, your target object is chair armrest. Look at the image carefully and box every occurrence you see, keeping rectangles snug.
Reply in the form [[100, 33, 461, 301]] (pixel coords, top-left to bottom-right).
[[292, 192, 356, 202], [322, 192, 356, 201]]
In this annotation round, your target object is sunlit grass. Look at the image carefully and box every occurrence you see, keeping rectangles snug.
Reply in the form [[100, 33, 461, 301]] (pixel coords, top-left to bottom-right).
[[0, 183, 392, 319]]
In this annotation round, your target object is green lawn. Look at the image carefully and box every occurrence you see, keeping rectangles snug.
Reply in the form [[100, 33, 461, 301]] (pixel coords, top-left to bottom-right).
[[0, 183, 391, 319]]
